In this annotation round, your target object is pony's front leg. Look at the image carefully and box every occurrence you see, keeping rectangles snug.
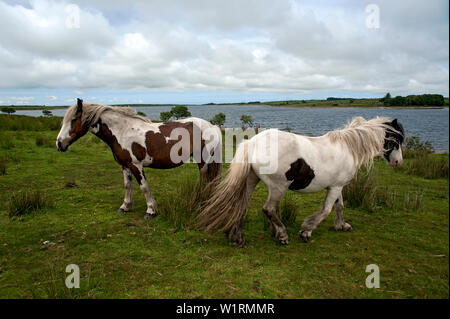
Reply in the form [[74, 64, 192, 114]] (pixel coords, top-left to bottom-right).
[[117, 168, 133, 213], [130, 166, 158, 219], [300, 186, 342, 242], [333, 193, 353, 232]]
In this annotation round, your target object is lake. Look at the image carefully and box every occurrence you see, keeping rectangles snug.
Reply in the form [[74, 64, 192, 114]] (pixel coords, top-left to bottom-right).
[[14, 105, 449, 152]]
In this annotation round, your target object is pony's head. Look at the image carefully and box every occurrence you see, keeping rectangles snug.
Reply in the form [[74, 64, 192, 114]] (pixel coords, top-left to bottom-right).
[[56, 98, 90, 152], [383, 118, 405, 167]]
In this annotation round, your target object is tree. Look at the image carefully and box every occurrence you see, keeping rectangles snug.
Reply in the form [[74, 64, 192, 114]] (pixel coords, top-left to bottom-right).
[[137, 111, 146, 117], [170, 105, 191, 120], [382, 92, 391, 105], [210, 112, 226, 127], [42, 109, 53, 117], [160, 111, 173, 122], [240, 114, 253, 127], [1, 107, 16, 115]]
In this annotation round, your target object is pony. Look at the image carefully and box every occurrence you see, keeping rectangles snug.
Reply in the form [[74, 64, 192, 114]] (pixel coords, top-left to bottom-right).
[[56, 99, 222, 219], [198, 116, 404, 246]]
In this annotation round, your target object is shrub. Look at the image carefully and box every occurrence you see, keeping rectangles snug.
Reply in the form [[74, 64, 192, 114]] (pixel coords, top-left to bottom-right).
[[210, 112, 226, 127], [160, 111, 173, 122], [170, 105, 191, 120], [42, 109, 53, 117], [240, 114, 253, 127], [8, 189, 53, 217], [1, 107, 16, 114], [403, 136, 434, 158]]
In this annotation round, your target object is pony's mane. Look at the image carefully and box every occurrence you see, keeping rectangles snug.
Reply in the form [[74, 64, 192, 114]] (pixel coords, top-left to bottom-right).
[[63, 103, 151, 127], [327, 116, 399, 168]]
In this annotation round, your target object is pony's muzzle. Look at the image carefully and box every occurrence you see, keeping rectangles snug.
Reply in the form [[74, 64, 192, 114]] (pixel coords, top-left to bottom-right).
[[56, 139, 68, 152]]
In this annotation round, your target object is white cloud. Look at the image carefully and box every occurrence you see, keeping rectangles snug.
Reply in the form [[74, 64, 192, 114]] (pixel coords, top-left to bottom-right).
[[0, 0, 447, 97]]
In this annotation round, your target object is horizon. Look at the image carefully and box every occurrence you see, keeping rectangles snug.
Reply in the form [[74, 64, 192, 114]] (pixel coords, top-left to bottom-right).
[[0, 0, 448, 106]]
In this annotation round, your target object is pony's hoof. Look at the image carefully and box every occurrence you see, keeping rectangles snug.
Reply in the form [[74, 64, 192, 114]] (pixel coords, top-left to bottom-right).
[[233, 239, 247, 248], [117, 208, 128, 213], [336, 223, 353, 232], [280, 238, 289, 245], [144, 213, 158, 220], [300, 230, 311, 243]]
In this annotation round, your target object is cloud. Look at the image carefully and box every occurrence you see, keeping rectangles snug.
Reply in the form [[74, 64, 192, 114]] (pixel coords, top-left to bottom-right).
[[0, 0, 448, 101]]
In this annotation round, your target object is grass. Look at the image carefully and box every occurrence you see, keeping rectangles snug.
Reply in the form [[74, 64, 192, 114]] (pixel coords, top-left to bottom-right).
[[158, 173, 213, 230], [0, 157, 6, 175], [0, 116, 448, 298], [8, 189, 54, 218], [400, 153, 449, 179]]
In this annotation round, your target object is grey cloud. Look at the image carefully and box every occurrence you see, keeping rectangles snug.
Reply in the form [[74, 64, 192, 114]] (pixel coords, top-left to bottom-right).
[[0, 0, 447, 96]]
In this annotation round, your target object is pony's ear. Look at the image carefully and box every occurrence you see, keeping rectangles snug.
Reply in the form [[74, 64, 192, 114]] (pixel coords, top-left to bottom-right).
[[76, 98, 83, 113], [391, 118, 398, 126]]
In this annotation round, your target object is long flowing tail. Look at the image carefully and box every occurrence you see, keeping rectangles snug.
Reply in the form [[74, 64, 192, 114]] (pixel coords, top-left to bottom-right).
[[197, 140, 252, 233]]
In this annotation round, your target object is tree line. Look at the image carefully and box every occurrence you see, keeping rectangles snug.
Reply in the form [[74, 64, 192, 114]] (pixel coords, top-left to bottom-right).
[[381, 93, 445, 106]]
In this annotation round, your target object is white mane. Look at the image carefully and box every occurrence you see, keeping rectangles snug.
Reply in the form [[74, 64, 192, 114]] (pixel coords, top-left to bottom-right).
[[63, 103, 151, 127], [327, 116, 396, 168]]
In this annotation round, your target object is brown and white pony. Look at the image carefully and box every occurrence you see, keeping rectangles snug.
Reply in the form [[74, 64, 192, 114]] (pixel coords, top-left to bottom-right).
[[56, 99, 222, 219], [198, 117, 404, 246]]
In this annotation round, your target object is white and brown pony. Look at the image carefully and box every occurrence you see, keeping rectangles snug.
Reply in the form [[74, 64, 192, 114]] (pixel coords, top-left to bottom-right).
[[198, 117, 404, 246], [56, 99, 222, 219]]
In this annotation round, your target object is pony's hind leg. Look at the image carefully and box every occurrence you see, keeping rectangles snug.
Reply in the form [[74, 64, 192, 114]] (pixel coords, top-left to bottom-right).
[[263, 186, 289, 245], [333, 193, 353, 232], [228, 170, 259, 247], [300, 186, 342, 242], [118, 167, 133, 213]]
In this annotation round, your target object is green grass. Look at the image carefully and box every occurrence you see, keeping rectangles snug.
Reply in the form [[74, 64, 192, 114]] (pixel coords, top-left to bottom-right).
[[0, 118, 448, 298], [8, 189, 53, 218]]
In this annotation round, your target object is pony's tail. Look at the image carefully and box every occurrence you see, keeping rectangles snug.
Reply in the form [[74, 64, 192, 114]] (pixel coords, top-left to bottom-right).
[[198, 140, 251, 233]]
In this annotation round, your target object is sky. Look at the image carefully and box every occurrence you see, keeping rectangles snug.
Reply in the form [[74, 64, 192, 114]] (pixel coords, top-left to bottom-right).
[[0, 0, 448, 105]]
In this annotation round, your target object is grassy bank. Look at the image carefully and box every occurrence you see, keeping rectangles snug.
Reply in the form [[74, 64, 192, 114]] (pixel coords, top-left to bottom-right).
[[3, 96, 448, 111], [0, 116, 448, 298]]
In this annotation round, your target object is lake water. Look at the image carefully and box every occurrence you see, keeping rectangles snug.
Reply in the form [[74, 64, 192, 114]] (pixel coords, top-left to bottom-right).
[[15, 105, 449, 152]]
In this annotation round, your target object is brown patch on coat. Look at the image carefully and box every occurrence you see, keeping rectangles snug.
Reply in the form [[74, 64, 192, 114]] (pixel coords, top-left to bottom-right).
[[131, 142, 147, 161], [145, 122, 194, 169], [285, 158, 315, 190], [95, 120, 143, 184]]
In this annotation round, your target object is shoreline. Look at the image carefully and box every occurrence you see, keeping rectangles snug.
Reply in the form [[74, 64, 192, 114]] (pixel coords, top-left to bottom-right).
[[4, 104, 448, 111]]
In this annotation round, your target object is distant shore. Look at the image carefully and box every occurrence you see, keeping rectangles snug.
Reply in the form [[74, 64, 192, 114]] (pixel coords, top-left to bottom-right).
[[3, 104, 449, 111]]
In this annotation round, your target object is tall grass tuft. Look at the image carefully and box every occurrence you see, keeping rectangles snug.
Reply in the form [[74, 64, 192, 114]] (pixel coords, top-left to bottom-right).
[[401, 153, 449, 179], [343, 168, 424, 212], [343, 168, 377, 211], [277, 192, 297, 226], [158, 174, 214, 230], [8, 189, 54, 218], [0, 157, 6, 175], [35, 134, 54, 147]]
